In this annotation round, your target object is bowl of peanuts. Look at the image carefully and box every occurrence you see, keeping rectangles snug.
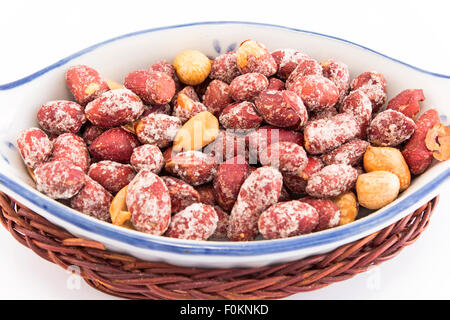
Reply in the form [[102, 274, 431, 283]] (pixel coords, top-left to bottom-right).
[[0, 22, 449, 268]]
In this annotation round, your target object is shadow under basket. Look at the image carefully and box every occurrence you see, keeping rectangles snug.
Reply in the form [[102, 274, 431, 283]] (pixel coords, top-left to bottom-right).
[[0, 191, 438, 300]]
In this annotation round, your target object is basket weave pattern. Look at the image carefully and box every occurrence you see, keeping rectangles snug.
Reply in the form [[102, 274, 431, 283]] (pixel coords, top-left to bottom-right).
[[0, 191, 438, 300]]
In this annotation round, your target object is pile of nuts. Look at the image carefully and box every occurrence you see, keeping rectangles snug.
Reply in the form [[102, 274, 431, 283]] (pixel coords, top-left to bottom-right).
[[17, 39, 450, 242]]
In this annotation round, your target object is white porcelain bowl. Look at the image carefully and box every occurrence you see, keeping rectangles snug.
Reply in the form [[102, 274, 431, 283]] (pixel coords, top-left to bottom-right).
[[0, 22, 449, 268]]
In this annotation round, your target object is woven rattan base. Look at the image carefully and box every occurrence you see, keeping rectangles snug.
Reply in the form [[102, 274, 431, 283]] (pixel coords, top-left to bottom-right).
[[0, 191, 438, 300]]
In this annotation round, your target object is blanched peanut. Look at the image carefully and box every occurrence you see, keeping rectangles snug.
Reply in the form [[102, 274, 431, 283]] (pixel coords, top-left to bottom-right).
[[109, 185, 133, 228], [356, 171, 400, 210], [332, 191, 358, 225], [363, 146, 411, 191], [172, 111, 219, 152]]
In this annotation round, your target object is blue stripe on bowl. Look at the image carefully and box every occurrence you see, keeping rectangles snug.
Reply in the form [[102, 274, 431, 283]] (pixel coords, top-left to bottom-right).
[[1, 21, 449, 91], [0, 167, 448, 256], [0, 21, 449, 257]]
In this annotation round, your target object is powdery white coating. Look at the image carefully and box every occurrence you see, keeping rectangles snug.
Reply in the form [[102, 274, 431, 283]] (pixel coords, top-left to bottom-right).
[[65, 65, 109, 105], [219, 101, 262, 131], [368, 109, 417, 147], [126, 169, 171, 235], [246, 126, 304, 162], [85, 88, 145, 128], [51, 133, 90, 172], [306, 164, 358, 198], [160, 176, 201, 214], [88, 160, 135, 194], [289, 74, 339, 112], [300, 198, 341, 231], [285, 58, 323, 89], [172, 151, 218, 186], [321, 60, 350, 102], [282, 156, 324, 194], [350, 71, 387, 112], [37, 100, 86, 135], [228, 166, 283, 241], [259, 141, 308, 175], [340, 89, 372, 139], [70, 176, 113, 222], [304, 113, 359, 154], [17, 127, 53, 169], [229, 73, 269, 101], [210, 51, 241, 84], [208, 129, 248, 162], [254, 89, 308, 129], [130, 144, 164, 173], [136, 113, 182, 148], [34, 160, 85, 199], [258, 201, 319, 239], [172, 99, 207, 123], [322, 139, 370, 166], [271, 48, 309, 79], [237, 40, 277, 77], [164, 203, 218, 240]]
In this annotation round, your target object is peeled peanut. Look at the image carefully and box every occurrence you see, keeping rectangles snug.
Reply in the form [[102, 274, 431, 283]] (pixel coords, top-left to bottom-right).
[[356, 171, 400, 210], [363, 146, 411, 191], [332, 191, 358, 225], [109, 185, 133, 228], [173, 111, 219, 152], [174, 50, 211, 85]]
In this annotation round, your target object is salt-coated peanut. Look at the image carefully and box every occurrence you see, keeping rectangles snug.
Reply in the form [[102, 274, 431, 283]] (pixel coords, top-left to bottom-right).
[[70, 176, 113, 222], [228, 166, 283, 241], [16, 128, 53, 169], [356, 171, 400, 210], [236, 40, 277, 76], [164, 203, 218, 240], [258, 201, 319, 239], [363, 146, 411, 191], [126, 169, 171, 235]]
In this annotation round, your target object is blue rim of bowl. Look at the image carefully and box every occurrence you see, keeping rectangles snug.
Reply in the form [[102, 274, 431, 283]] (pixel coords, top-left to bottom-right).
[[0, 21, 449, 256]]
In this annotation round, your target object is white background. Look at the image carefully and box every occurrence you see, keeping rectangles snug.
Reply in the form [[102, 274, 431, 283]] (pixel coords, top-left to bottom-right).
[[0, 0, 449, 299]]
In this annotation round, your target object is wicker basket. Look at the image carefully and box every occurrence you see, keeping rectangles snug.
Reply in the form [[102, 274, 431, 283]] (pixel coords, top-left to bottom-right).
[[0, 191, 438, 300]]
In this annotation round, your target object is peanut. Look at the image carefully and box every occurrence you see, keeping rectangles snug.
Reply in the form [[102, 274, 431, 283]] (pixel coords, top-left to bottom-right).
[[356, 171, 400, 210], [109, 185, 133, 228], [173, 111, 219, 152], [363, 146, 411, 191], [173, 50, 211, 85], [332, 191, 358, 225]]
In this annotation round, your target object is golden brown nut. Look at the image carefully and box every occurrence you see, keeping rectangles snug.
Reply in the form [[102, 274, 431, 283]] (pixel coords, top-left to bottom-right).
[[363, 146, 411, 191], [173, 50, 211, 85], [332, 191, 358, 225], [356, 171, 400, 210]]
